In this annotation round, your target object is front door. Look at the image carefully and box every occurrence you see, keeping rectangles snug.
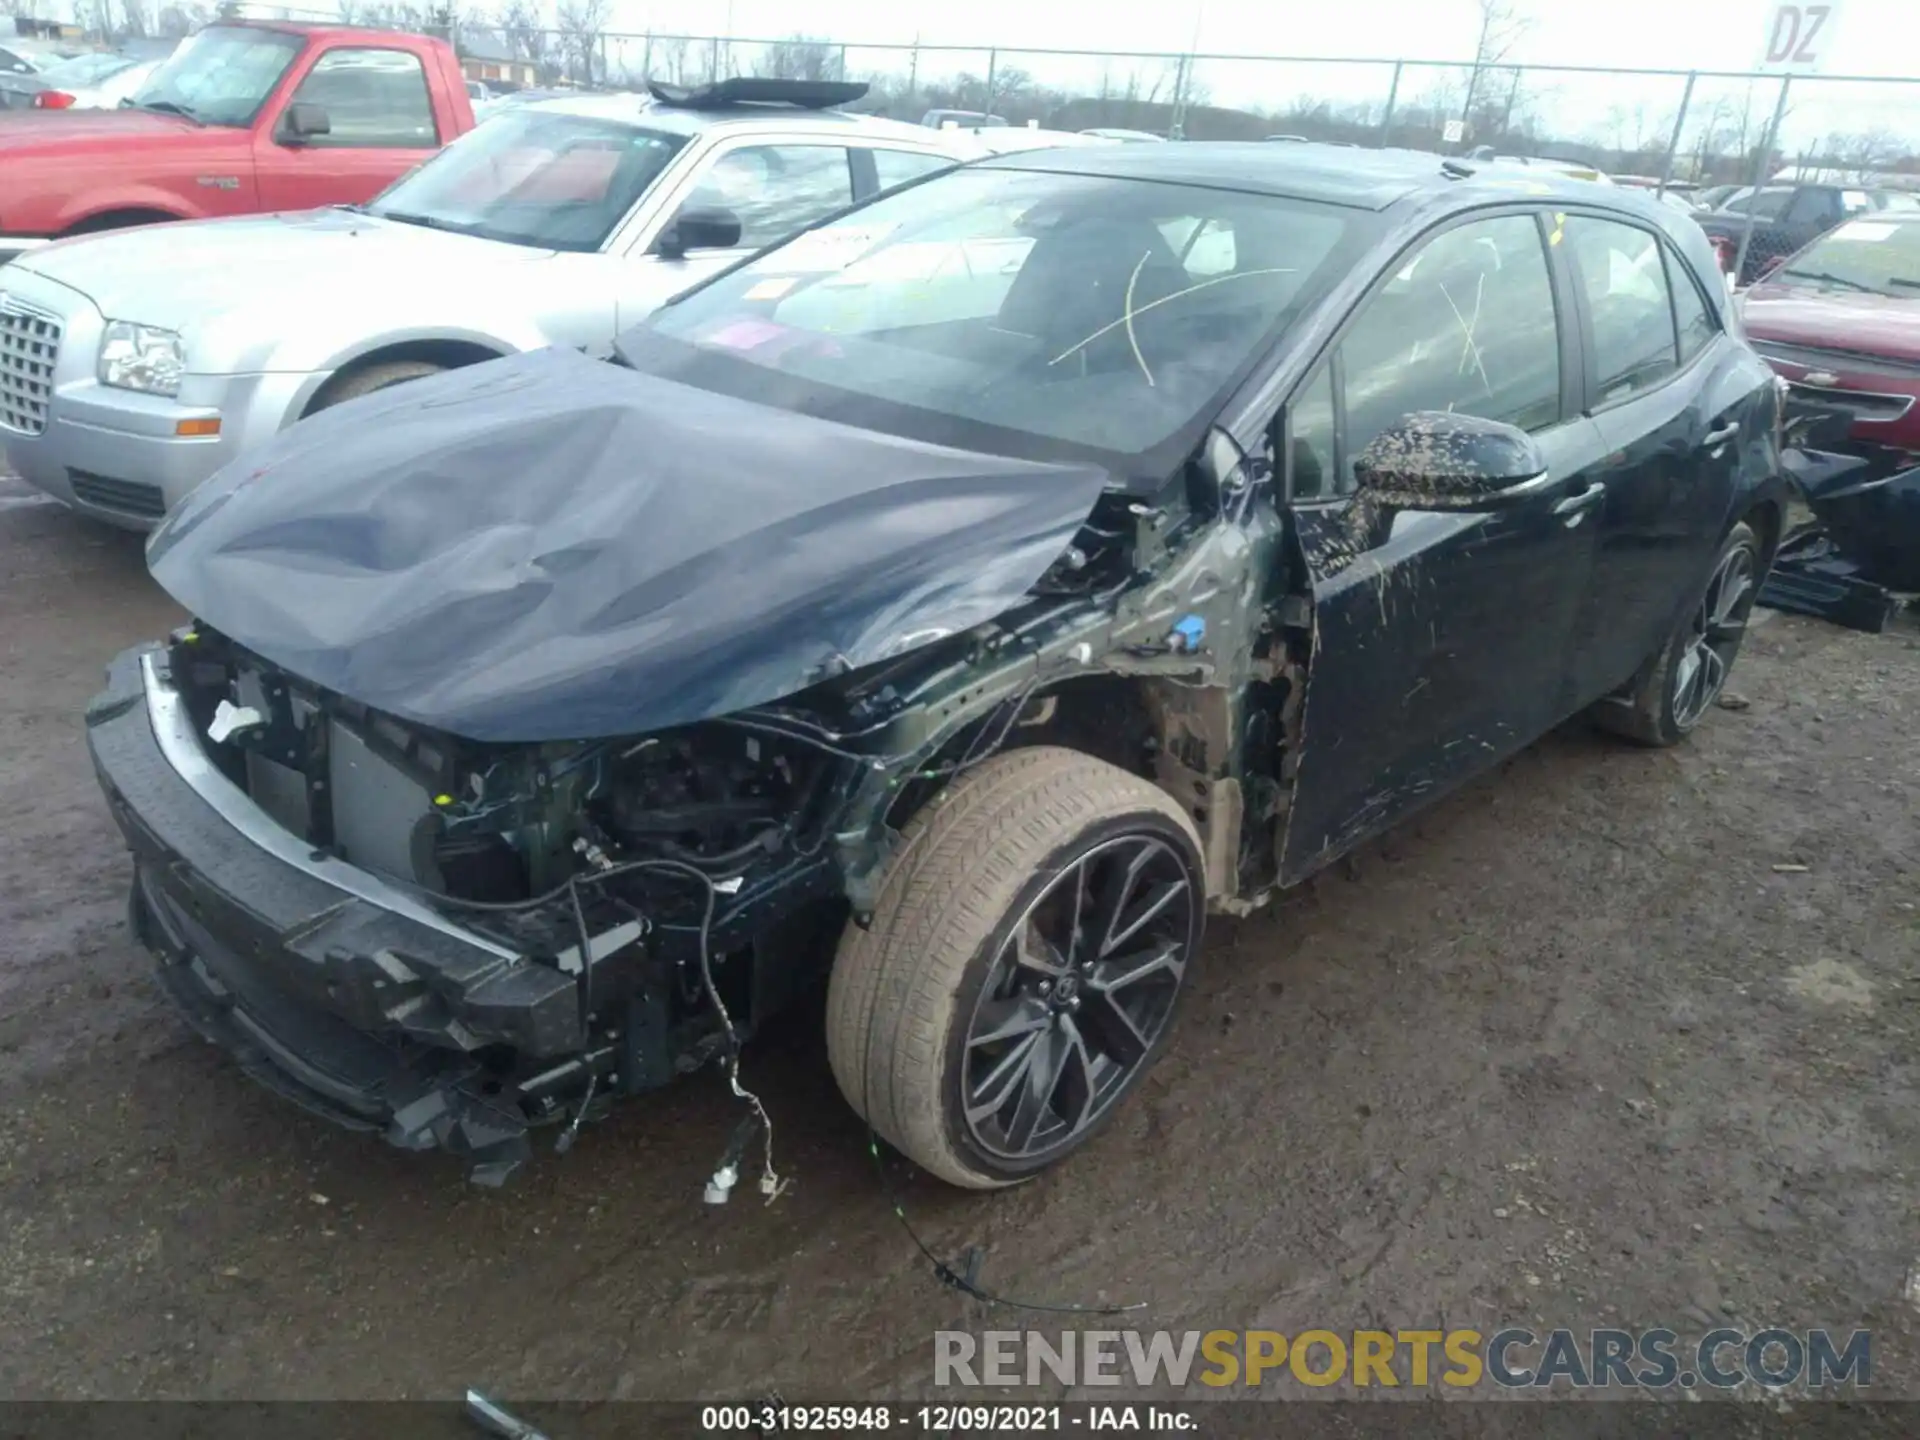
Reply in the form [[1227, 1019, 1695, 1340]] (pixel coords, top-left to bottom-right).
[[1277, 210, 1610, 881], [620, 141, 858, 328], [253, 46, 444, 210]]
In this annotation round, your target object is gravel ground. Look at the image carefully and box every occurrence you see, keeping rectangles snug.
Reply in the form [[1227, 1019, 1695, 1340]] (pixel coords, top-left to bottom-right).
[[2, 470, 1918, 1406]]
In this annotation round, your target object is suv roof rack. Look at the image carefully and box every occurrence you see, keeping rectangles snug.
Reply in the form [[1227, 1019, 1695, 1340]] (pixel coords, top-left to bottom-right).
[[646, 77, 870, 111]]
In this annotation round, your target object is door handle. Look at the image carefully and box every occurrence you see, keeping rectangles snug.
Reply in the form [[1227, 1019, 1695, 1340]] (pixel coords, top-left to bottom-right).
[[1703, 419, 1741, 448], [1552, 480, 1605, 527]]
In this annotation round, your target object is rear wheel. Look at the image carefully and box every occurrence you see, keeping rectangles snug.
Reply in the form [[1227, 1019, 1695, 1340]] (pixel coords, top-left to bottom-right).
[[308, 359, 444, 414], [826, 747, 1204, 1189], [1591, 520, 1760, 747]]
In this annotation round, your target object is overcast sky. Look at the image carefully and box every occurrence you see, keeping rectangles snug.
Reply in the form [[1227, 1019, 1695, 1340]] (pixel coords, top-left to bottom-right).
[[589, 0, 1920, 156], [632, 0, 1901, 77], [229, 0, 1920, 157]]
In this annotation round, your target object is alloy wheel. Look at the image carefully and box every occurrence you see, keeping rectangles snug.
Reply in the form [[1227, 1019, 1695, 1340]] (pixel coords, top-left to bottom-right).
[[960, 834, 1197, 1164], [1672, 542, 1756, 730]]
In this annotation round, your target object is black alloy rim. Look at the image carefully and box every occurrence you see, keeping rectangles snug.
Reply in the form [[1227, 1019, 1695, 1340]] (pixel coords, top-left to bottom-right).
[[1673, 541, 1757, 729], [960, 833, 1197, 1162]]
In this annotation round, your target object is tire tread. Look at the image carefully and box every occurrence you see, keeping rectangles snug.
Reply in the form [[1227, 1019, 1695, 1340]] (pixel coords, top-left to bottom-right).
[[825, 746, 1200, 1188]]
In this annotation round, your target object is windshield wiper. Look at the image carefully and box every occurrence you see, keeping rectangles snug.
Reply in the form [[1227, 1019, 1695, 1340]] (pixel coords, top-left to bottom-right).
[[1780, 267, 1879, 294], [1889, 276, 1920, 289], [370, 210, 470, 233], [126, 97, 203, 124]]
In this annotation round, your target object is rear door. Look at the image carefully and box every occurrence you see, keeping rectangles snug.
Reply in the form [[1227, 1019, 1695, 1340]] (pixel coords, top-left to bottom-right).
[[1555, 212, 1757, 703], [1278, 210, 1610, 880], [252, 46, 445, 210]]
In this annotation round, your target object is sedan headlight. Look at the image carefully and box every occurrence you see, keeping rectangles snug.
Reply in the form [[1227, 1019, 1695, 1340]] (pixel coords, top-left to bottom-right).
[[98, 320, 186, 396]]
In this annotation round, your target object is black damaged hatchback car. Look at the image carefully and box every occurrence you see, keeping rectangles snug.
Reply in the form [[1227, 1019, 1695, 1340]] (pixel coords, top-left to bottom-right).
[[88, 144, 1790, 1187]]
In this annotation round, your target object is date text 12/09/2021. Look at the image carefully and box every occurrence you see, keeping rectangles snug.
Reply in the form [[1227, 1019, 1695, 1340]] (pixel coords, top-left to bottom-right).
[[701, 1406, 1192, 1431]]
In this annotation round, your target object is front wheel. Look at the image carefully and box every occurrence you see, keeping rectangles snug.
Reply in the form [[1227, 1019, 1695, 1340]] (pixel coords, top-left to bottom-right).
[[826, 747, 1205, 1189], [307, 359, 445, 414], [1591, 520, 1761, 747]]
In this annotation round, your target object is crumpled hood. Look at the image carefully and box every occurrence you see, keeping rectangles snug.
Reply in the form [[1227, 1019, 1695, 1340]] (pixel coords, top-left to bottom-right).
[[16, 207, 549, 326], [148, 348, 1111, 742]]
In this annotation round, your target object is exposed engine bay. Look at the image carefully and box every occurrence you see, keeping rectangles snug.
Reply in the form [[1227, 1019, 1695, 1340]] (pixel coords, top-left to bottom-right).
[[120, 460, 1306, 1184]]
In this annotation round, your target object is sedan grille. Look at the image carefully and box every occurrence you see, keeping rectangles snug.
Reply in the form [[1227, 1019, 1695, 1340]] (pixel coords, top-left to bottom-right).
[[0, 300, 62, 437]]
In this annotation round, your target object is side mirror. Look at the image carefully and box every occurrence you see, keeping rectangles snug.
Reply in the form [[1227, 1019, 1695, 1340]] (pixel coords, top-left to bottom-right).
[[1352, 411, 1549, 510], [279, 102, 331, 144], [653, 205, 743, 259]]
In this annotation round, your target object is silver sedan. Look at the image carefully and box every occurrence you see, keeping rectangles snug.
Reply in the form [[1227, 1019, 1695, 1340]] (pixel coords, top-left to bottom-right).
[[0, 90, 977, 529]]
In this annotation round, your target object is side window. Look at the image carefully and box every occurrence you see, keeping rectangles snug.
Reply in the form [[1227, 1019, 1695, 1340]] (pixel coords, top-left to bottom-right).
[[1739, 187, 1795, 221], [1339, 213, 1561, 484], [1287, 367, 1340, 501], [1784, 189, 1834, 226], [1666, 250, 1719, 365], [870, 148, 953, 193], [677, 144, 855, 250], [290, 49, 437, 148], [1566, 216, 1678, 406]]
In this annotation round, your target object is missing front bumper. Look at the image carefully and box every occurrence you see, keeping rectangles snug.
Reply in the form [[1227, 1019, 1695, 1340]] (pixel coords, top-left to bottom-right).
[[86, 644, 591, 1184]]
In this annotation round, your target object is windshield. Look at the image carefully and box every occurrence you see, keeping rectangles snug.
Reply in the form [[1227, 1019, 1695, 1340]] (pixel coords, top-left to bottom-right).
[[1776, 218, 1920, 296], [365, 110, 686, 252], [39, 52, 138, 89], [127, 25, 300, 125], [623, 167, 1362, 464]]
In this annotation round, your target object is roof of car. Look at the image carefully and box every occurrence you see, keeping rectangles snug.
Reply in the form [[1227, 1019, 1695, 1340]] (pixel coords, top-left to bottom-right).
[[977, 140, 1644, 213], [515, 89, 944, 145]]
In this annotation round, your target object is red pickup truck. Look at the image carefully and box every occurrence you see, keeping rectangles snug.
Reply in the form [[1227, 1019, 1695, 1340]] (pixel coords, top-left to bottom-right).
[[0, 21, 474, 264]]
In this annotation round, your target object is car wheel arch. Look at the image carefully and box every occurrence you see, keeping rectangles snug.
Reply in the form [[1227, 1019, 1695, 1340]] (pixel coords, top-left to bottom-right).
[[294, 338, 515, 421], [58, 206, 187, 237], [880, 670, 1285, 910]]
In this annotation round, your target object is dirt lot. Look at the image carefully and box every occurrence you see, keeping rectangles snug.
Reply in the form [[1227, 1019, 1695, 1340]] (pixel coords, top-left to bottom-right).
[[2, 467, 1919, 1406]]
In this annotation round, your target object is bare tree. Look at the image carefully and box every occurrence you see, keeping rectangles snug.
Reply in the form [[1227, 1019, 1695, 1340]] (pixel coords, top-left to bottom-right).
[[763, 34, 840, 83], [1822, 128, 1906, 180], [357, 2, 431, 33], [1122, 58, 1182, 108], [1458, 0, 1530, 143], [119, 0, 151, 37], [0, 0, 33, 18], [497, 0, 551, 79], [154, 1, 203, 34], [555, 0, 610, 87], [647, 33, 695, 86]]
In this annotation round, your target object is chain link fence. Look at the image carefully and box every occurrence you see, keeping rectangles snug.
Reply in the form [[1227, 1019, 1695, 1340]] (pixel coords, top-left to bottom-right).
[[133, 6, 1920, 212], [427, 25, 1920, 191]]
